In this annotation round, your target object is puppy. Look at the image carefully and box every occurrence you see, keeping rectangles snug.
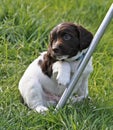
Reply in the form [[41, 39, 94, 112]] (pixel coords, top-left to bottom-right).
[[18, 22, 93, 113]]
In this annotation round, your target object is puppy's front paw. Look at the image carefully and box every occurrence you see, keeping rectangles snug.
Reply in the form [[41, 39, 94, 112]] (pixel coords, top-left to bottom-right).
[[53, 61, 71, 86], [35, 106, 48, 113], [57, 73, 70, 86]]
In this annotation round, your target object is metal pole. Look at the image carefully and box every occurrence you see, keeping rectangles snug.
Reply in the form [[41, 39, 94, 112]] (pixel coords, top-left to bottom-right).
[[55, 3, 113, 110]]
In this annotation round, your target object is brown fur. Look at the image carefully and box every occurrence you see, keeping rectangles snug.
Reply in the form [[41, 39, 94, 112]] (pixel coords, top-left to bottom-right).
[[38, 52, 56, 77]]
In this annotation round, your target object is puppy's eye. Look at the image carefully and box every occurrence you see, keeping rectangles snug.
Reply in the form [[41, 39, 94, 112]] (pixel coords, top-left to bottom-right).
[[63, 34, 71, 40]]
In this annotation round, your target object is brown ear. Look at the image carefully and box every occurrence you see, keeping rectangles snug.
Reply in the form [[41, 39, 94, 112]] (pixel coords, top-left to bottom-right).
[[77, 26, 93, 51]]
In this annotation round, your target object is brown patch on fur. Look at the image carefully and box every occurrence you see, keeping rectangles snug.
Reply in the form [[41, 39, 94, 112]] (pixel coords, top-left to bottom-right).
[[39, 53, 56, 77]]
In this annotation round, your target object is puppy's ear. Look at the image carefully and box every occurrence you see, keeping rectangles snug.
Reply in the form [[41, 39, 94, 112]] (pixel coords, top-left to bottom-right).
[[77, 26, 93, 51]]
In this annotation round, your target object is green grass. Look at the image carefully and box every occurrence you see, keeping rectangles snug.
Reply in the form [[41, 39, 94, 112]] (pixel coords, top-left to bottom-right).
[[0, 0, 113, 129]]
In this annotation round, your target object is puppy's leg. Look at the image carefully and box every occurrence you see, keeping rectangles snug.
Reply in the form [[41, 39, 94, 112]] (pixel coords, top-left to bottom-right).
[[19, 79, 48, 113], [52, 61, 71, 86], [35, 105, 48, 113], [71, 77, 89, 103]]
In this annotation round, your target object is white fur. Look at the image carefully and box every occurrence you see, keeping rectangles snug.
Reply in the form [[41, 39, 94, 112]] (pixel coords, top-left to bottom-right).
[[18, 51, 93, 113], [52, 61, 71, 86]]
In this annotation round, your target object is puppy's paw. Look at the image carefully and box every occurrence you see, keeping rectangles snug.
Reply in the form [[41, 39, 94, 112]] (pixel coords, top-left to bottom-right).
[[52, 61, 71, 86], [53, 61, 71, 86], [35, 105, 48, 114], [57, 73, 70, 86], [70, 96, 86, 103]]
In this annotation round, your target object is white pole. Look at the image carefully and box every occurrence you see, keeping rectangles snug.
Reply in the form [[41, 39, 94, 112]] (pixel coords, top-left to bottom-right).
[[55, 3, 113, 110]]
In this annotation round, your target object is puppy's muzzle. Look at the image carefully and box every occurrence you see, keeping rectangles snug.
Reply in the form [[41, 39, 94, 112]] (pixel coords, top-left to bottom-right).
[[52, 43, 63, 54]]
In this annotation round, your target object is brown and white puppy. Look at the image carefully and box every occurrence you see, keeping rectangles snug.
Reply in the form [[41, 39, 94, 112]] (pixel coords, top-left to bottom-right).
[[18, 22, 93, 113]]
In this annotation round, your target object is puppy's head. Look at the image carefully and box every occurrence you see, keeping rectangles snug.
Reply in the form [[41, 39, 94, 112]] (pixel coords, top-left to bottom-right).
[[48, 22, 93, 60]]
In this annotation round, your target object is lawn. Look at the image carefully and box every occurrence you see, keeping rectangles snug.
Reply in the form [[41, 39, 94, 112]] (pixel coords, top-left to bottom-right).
[[0, 0, 113, 129]]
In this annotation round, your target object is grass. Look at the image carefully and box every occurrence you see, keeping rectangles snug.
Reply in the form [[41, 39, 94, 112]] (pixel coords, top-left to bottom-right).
[[0, 0, 113, 129]]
